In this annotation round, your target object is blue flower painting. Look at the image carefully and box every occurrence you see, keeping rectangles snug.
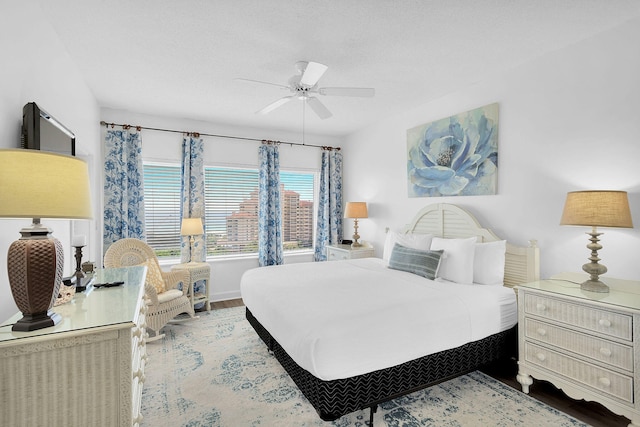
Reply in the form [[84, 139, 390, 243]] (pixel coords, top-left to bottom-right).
[[407, 103, 499, 197]]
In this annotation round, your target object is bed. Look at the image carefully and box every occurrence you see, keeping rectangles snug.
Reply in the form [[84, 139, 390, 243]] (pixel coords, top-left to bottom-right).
[[241, 203, 539, 423]]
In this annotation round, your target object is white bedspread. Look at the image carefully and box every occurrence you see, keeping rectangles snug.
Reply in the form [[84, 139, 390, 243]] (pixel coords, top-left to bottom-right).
[[240, 258, 516, 381]]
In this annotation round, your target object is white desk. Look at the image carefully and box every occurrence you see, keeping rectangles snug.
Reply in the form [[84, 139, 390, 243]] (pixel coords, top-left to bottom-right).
[[0, 267, 148, 427]]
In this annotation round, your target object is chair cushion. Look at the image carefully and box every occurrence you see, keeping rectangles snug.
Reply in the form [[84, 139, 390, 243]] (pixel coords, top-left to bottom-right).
[[156, 289, 184, 303], [142, 258, 166, 294]]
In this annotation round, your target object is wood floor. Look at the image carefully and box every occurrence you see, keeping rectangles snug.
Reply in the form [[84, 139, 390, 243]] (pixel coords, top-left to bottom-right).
[[210, 298, 629, 427]]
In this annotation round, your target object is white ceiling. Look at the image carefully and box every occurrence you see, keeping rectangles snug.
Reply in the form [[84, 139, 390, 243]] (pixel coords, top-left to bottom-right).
[[36, 0, 640, 138]]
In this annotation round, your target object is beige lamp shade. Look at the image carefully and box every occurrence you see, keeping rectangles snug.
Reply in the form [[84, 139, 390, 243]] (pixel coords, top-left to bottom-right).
[[344, 202, 368, 219], [560, 190, 633, 228], [180, 217, 204, 235], [0, 149, 92, 219], [0, 149, 93, 331]]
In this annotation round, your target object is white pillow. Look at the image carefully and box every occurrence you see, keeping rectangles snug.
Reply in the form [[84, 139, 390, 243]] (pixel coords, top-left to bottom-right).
[[474, 240, 506, 285], [430, 236, 477, 285], [382, 231, 433, 266]]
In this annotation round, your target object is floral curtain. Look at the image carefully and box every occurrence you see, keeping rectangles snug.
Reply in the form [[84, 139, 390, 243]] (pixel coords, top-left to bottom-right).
[[180, 135, 206, 263], [103, 127, 145, 254], [314, 149, 343, 261], [258, 143, 283, 266], [180, 135, 206, 309]]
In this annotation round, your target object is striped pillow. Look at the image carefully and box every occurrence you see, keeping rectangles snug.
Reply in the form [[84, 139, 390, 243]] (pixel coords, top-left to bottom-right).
[[388, 243, 443, 280]]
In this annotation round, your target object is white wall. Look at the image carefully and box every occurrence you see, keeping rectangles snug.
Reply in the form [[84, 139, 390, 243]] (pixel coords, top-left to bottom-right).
[[0, 3, 101, 320], [343, 18, 640, 281], [100, 109, 342, 301], [2, 5, 637, 323]]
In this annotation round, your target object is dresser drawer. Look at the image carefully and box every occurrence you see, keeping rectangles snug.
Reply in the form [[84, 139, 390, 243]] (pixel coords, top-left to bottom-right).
[[524, 318, 633, 371], [524, 293, 632, 341], [327, 249, 349, 261], [524, 342, 633, 403]]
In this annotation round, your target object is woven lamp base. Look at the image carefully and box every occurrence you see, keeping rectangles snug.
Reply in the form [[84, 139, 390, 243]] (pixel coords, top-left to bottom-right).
[[8, 237, 64, 332]]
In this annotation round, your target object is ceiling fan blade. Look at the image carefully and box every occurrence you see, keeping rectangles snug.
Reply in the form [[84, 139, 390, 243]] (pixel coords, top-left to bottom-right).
[[299, 61, 328, 87], [256, 96, 294, 115], [234, 78, 290, 90], [318, 87, 375, 97], [306, 97, 332, 119]]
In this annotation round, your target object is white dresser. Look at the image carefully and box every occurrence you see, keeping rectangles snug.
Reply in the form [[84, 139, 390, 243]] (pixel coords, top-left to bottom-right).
[[326, 244, 374, 261], [517, 272, 640, 427], [0, 266, 148, 427]]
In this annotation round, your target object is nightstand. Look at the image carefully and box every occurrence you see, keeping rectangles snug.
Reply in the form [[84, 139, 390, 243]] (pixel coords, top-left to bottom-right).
[[171, 262, 211, 311], [516, 272, 640, 427], [326, 244, 374, 261]]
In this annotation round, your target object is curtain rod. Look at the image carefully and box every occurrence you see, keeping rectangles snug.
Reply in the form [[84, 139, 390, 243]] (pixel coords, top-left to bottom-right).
[[99, 121, 340, 151]]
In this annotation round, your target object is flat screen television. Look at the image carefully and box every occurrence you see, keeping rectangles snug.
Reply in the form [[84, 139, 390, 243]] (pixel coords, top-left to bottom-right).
[[21, 102, 75, 156]]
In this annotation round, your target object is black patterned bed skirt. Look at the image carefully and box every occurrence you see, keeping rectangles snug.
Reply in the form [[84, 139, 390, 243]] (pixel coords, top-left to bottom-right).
[[246, 308, 517, 421]]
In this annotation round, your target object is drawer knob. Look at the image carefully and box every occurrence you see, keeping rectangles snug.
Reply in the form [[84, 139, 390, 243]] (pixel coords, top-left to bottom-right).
[[536, 352, 546, 362], [536, 328, 547, 336], [598, 318, 612, 327], [599, 347, 612, 357], [536, 303, 546, 311], [599, 377, 611, 387], [134, 369, 146, 382]]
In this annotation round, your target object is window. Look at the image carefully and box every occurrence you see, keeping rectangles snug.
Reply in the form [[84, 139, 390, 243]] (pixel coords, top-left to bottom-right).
[[143, 163, 316, 259], [143, 163, 182, 257]]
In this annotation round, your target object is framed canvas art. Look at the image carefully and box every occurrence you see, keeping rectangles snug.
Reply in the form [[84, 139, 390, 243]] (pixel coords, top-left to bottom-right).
[[407, 103, 499, 197]]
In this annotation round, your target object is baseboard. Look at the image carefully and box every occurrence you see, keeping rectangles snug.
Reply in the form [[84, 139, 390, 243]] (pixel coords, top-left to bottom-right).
[[210, 290, 241, 302]]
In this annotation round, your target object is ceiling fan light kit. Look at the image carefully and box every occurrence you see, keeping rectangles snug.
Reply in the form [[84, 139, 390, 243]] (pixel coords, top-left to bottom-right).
[[239, 60, 375, 120]]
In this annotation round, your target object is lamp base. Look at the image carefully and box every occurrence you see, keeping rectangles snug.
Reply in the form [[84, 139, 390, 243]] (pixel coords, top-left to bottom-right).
[[580, 279, 609, 293], [13, 311, 61, 332], [351, 218, 362, 248], [7, 223, 64, 332], [579, 228, 609, 293]]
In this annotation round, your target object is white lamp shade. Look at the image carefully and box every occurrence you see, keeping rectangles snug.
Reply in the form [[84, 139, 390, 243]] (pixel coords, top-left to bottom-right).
[[180, 217, 204, 236], [344, 202, 368, 219], [0, 149, 92, 219]]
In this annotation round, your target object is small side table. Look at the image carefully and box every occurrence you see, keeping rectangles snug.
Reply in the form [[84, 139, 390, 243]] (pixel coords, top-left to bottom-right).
[[326, 244, 374, 261], [171, 262, 211, 311]]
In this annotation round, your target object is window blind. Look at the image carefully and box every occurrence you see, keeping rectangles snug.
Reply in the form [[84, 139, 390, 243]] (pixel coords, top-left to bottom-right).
[[143, 162, 316, 258]]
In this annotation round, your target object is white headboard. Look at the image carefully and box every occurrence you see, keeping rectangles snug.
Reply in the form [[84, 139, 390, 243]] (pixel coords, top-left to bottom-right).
[[402, 203, 540, 288]]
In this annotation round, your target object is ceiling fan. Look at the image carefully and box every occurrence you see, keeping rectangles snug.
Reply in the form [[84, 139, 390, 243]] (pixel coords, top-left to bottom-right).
[[236, 61, 375, 120]]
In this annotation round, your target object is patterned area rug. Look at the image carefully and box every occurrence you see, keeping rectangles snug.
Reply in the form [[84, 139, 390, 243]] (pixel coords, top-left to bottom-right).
[[141, 306, 588, 426]]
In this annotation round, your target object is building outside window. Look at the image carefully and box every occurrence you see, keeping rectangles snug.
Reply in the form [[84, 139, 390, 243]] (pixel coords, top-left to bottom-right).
[[143, 163, 316, 259]]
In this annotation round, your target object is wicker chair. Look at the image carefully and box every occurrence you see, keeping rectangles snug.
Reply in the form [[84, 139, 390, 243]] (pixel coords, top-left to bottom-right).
[[104, 238, 196, 341]]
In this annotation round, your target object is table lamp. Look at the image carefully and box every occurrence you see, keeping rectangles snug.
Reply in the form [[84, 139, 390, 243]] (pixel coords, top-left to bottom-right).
[[560, 190, 633, 293], [0, 149, 92, 331], [181, 217, 204, 262], [344, 202, 368, 248]]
